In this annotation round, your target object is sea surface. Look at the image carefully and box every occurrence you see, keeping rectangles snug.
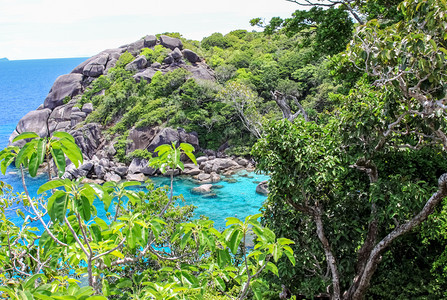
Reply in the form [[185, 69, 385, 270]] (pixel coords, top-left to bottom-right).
[[0, 58, 268, 229]]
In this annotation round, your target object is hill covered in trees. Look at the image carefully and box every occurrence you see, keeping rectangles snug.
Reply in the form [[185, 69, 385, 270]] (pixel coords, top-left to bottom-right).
[[2, 0, 447, 298]]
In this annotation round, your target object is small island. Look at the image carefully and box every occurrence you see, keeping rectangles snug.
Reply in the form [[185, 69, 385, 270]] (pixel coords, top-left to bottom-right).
[[0, 57, 9, 62]]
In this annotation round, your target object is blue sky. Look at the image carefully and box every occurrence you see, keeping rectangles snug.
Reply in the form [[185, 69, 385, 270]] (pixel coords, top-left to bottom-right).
[[0, 0, 299, 60]]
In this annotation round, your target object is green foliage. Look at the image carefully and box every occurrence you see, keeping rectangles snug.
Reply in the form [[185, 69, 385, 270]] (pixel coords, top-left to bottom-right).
[[0, 134, 294, 299], [126, 149, 152, 161], [115, 51, 135, 68], [140, 45, 170, 64], [252, 7, 354, 56], [201, 32, 231, 50], [1, 131, 83, 178]]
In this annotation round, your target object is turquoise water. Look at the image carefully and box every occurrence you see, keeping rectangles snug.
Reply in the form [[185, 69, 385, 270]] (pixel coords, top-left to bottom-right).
[[0, 58, 268, 229]]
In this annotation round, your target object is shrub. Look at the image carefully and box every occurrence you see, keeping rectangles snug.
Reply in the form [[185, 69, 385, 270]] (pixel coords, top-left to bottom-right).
[[201, 33, 231, 50], [115, 51, 135, 68]]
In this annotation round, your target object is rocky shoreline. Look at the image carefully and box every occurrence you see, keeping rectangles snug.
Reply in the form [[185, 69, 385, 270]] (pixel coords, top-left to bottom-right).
[[8, 34, 269, 195]]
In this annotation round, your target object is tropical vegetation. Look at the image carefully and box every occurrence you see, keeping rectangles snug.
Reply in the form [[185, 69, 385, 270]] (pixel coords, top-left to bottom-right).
[[1, 0, 447, 298]]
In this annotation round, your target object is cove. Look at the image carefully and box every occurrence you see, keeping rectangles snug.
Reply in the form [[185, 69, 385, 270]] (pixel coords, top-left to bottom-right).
[[2, 168, 268, 230]]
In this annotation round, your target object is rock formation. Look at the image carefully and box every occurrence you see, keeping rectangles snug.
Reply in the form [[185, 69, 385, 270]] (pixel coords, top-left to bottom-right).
[[9, 34, 259, 185]]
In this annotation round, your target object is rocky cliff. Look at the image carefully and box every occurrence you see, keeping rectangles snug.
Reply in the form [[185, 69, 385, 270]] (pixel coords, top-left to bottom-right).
[[9, 35, 255, 184]]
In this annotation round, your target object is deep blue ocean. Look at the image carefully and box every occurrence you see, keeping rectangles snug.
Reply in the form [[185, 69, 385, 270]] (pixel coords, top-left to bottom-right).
[[0, 58, 268, 229]]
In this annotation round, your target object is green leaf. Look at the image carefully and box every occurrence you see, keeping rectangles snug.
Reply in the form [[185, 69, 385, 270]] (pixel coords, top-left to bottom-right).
[[28, 152, 40, 177], [94, 217, 109, 230], [60, 139, 83, 168], [181, 230, 193, 249], [52, 131, 76, 143], [214, 277, 226, 291], [179, 143, 195, 153], [154, 144, 172, 155], [284, 248, 296, 266], [182, 270, 199, 286], [50, 147, 66, 177], [33, 293, 54, 300], [117, 278, 133, 288], [277, 237, 294, 245], [102, 192, 113, 212], [1, 153, 15, 175], [47, 191, 67, 223], [225, 217, 242, 227], [23, 273, 46, 290], [36, 139, 46, 166], [122, 181, 141, 188], [217, 249, 231, 268], [272, 244, 281, 262], [15, 141, 35, 167], [228, 229, 243, 255], [79, 195, 91, 221], [266, 261, 279, 276], [37, 179, 65, 194], [12, 132, 39, 142], [73, 286, 94, 297], [110, 250, 124, 259], [184, 151, 197, 165]]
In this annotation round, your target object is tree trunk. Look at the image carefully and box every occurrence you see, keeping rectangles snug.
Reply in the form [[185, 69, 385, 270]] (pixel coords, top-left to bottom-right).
[[314, 207, 341, 300], [271, 91, 308, 122], [344, 173, 447, 299]]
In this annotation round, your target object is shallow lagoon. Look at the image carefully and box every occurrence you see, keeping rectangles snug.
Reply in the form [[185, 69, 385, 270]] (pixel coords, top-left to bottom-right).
[[0, 57, 268, 230], [3, 169, 268, 229]]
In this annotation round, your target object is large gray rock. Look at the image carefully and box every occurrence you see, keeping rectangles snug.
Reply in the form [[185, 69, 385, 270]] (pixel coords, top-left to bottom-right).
[[49, 121, 71, 135], [191, 184, 213, 194], [197, 173, 211, 182], [78, 161, 94, 177], [127, 126, 160, 153], [128, 158, 156, 175], [71, 49, 122, 74], [47, 102, 75, 134], [196, 156, 208, 166], [236, 157, 249, 167], [144, 35, 157, 48], [94, 164, 106, 179], [184, 64, 215, 81], [83, 53, 109, 77], [126, 39, 145, 56], [202, 158, 239, 174], [147, 127, 199, 153], [183, 163, 201, 176], [43, 74, 84, 110], [70, 123, 103, 159], [182, 49, 200, 63], [83, 64, 105, 77], [126, 173, 147, 182], [114, 165, 128, 177], [125, 56, 147, 71], [256, 181, 269, 196], [49, 102, 75, 122], [163, 55, 174, 65], [104, 172, 121, 183], [171, 48, 183, 60], [15, 108, 52, 138], [81, 103, 93, 114], [159, 35, 183, 50], [133, 68, 159, 83], [70, 111, 87, 127]]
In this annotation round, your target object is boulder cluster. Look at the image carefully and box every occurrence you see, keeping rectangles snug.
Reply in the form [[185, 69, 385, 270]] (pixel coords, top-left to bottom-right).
[[9, 34, 266, 193], [9, 34, 213, 146]]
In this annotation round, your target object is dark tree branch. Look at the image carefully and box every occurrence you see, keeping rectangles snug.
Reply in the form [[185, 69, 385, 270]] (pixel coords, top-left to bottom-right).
[[347, 173, 447, 299], [272, 91, 308, 122], [314, 206, 341, 300], [285, 0, 364, 24]]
